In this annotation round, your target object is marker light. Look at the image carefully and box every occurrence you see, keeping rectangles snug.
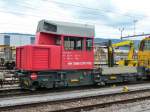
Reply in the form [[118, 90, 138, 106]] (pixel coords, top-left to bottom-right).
[[30, 73, 37, 80]]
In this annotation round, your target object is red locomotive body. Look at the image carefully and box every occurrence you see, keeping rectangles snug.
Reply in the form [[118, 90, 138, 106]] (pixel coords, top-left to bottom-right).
[[16, 20, 94, 71]]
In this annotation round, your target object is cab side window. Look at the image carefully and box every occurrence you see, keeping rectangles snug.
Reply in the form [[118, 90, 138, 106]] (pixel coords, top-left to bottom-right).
[[143, 40, 150, 51], [64, 36, 83, 50], [139, 41, 144, 51], [55, 37, 61, 45], [86, 38, 93, 50]]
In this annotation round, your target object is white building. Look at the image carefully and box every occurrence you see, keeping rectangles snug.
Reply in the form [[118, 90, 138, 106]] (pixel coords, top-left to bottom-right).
[[0, 33, 35, 46]]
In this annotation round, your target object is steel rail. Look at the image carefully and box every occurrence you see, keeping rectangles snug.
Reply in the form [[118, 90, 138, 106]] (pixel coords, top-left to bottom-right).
[[1, 87, 150, 111]]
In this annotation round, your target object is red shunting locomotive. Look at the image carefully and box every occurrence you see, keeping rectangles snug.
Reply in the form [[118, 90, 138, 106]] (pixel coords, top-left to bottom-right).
[[16, 20, 95, 90]]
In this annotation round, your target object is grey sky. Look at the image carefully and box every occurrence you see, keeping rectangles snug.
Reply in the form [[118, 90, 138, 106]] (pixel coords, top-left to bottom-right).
[[0, 0, 149, 39]]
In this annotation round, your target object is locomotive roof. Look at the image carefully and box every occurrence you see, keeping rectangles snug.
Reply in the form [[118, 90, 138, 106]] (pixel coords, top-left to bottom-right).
[[37, 19, 95, 37]]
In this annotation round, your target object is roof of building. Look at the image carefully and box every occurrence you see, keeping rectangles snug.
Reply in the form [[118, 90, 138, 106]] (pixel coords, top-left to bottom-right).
[[0, 33, 35, 36]]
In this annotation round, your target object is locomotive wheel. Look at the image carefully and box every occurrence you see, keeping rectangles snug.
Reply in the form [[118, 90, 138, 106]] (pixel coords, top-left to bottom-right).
[[30, 82, 39, 91], [97, 81, 106, 86], [19, 82, 26, 90]]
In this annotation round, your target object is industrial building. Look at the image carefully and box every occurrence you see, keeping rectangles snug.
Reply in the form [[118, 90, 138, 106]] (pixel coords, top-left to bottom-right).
[[0, 33, 35, 61], [0, 33, 35, 46]]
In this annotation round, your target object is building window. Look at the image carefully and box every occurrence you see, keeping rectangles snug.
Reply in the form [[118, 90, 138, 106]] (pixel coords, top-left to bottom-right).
[[86, 38, 92, 50], [64, 36, 83, 50], [30, 37, 35, 44], [4, 35, 10, 45]]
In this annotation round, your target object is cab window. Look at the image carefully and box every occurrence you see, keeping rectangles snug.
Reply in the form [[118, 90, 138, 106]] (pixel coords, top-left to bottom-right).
[[55, 37, 61, 45], [139, 41, 144, 51], [143, 40, 150, 51], [86, 38, 93, 50], [64, 36, 83, 50]]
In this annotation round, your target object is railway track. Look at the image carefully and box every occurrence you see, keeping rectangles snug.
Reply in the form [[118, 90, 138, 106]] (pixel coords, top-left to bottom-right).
[[1, 83, 150, 112], [0, 81, 149, 99], [0, 85, 101, 98], [51, 93, 150, 112]]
